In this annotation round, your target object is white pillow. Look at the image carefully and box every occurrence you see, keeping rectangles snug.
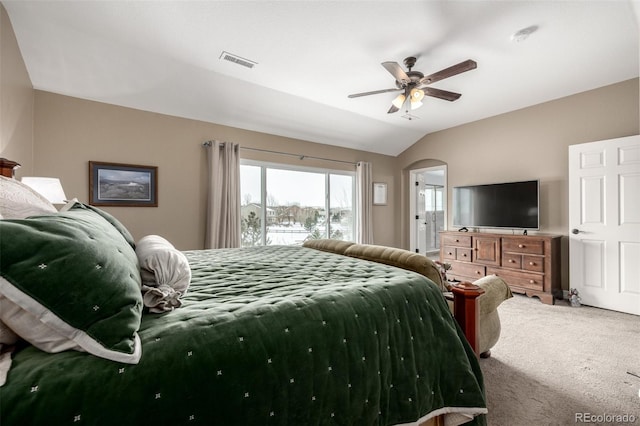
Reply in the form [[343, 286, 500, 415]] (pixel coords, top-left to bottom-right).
[[0, 307, 46, 387], [0, 176, 57, 219], [0, 294, 78, 353], [0, 319, 19, 346], [135, 235, 191, 313]]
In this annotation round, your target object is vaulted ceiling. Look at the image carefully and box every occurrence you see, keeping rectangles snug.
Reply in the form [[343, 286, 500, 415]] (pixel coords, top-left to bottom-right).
[[4, 1, 639, 156]]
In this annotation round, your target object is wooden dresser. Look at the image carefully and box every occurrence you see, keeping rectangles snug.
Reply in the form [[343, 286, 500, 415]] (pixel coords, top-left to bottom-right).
[[440, 231, 562, 304]]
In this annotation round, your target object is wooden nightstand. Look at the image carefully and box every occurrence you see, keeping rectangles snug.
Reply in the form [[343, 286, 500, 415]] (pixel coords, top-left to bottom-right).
[[0, 158, 21, 178]]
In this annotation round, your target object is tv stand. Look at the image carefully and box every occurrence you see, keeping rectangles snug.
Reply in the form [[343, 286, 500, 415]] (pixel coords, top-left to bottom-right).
[[440, 231, 562, 304]]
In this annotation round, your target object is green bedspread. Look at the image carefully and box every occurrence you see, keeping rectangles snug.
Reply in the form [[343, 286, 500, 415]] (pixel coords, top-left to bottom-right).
[[1, 246, 486, 425]]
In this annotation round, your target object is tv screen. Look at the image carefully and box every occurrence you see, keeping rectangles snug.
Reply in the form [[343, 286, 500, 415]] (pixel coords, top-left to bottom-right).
[[453, 180, 540, 230]]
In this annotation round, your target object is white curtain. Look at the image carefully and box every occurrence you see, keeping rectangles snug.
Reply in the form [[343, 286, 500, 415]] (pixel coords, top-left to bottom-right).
[[205, 140, 241, 249], [356, 161, 374, 244]]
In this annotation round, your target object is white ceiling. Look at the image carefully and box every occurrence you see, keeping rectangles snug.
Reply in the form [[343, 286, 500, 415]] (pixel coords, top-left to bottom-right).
[[4, 1, 639, 156]]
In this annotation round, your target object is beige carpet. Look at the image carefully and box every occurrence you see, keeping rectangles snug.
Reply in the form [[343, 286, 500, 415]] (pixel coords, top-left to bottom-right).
[[481, 294, 640, 426]]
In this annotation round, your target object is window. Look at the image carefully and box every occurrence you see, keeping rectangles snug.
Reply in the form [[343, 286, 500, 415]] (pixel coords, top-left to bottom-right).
[[240, 161, 355, 246]]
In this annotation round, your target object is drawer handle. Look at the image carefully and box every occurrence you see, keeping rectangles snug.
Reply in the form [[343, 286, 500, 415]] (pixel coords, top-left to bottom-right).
[[518, 244, 525, 248], [509, 259, 515, 263], [476, 271, 482, 275], [529, 279, 535, 284], [448, 252, 453, 255], [462, 253, 467, 257], [529, 261, 535, 266], [455, 239, 459, 242]]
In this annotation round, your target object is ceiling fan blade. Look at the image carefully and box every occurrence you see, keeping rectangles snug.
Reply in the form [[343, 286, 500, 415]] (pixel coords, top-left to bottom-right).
[[387, 104, 400, 114], [348, 87, 402, 98], [422, 87, 462, 101], [420, 59, 477, 85], [381, 61, 410, 84]]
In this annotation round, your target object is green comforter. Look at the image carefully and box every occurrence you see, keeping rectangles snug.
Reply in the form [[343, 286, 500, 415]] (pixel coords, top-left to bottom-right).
[[1, 246, 486, 425]]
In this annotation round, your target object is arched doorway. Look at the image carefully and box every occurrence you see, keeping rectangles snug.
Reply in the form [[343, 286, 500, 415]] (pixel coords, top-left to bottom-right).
[[409, 165, 446, 258]]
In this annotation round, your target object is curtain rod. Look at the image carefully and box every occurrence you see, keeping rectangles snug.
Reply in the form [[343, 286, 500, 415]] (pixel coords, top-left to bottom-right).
[[203, 141, 358, 166]]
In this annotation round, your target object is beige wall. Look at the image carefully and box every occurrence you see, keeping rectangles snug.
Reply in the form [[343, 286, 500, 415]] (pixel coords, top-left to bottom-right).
[[33, 91, 397, 250], [0, 4, 33, 175], [395, 78, 640, 289], [2, 0, 398, 250], [4, 2, 638, 260], [396, 78, 639, 243]]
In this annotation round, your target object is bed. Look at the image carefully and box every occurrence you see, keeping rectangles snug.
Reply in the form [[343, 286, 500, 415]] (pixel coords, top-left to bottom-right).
[[0, 161, 487, 426]]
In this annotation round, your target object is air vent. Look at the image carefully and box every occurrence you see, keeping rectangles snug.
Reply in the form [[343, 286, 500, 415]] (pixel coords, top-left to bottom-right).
[[219, 51, 257, 69], [401, 113, 420, 121]]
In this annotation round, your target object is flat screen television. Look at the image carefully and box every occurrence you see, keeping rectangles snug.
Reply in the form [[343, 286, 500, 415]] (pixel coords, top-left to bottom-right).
[[452, 180, 540, 230]]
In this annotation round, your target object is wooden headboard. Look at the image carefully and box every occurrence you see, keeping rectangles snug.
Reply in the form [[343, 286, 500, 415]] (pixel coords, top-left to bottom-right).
[[0, 158, 21, 178]]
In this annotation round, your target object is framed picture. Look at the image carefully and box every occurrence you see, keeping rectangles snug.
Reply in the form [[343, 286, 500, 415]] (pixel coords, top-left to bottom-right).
[[89, 161, 158, 207], [373, 182, 387, 205]]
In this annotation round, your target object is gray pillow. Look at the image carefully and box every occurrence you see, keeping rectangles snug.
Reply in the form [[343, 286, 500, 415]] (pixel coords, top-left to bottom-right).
[[0, 176, 57, 219]]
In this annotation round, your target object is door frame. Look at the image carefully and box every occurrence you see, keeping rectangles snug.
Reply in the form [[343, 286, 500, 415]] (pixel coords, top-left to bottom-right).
[[409, 165, 447, 254]]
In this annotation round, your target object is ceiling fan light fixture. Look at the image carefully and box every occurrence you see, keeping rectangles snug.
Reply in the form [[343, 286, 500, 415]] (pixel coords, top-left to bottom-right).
[[410, 88, 425, 109], [410, 88, 425, 101], [391, 93, 406, 108]]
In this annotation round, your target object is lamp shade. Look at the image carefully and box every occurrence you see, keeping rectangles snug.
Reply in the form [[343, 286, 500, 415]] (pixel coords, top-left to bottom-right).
[[391, 93, 406, 109], [410, 88, 425, 110], [21, 177, 68, 204], [410, 88, 425, 101], [410, 100, 423, 110]]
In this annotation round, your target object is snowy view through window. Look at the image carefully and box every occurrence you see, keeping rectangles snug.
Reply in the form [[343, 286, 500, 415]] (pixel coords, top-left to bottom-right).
[[240, 163, 355, 246]]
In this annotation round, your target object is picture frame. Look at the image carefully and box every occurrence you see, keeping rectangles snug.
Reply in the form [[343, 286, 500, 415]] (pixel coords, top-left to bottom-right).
[[89, 161, 158, 207], [373, 182, 387, 205]]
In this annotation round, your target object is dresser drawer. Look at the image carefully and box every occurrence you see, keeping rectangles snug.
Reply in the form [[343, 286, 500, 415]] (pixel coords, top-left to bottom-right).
[[523, 255, 545, 273], [502, 252, 522, 268], [456, 248, 472, 261], [442, 246, 457, 260], [487, 267, 544, 291], [441, 234, 472, 248], [450, 261, 485, 280], [502, 238, 544, 255]]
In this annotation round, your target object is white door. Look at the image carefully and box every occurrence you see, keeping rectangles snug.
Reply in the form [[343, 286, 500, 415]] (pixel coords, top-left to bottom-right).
[[569, 135, 640, 315]]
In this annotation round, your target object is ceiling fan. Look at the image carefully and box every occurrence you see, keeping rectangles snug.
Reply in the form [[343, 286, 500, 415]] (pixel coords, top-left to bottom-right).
[[348, 57, 477, 114]]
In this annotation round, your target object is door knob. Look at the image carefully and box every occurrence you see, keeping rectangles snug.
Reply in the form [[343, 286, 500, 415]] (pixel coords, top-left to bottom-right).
[[571, 228, 581, 235]]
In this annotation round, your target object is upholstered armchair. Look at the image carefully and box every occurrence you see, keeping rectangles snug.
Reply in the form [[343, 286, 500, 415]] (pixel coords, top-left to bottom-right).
[[302, 239, 513, 357], [447, 274, 513, 357]]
